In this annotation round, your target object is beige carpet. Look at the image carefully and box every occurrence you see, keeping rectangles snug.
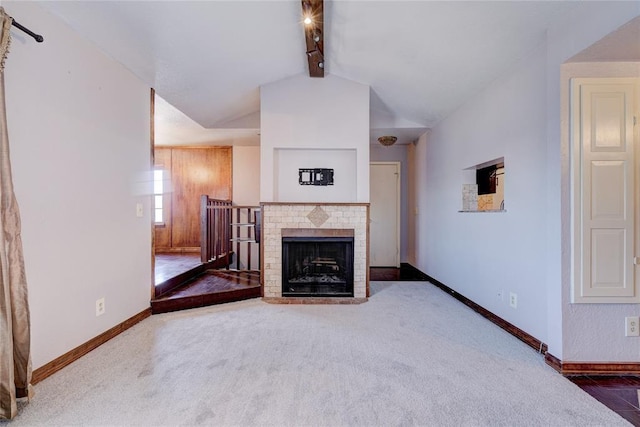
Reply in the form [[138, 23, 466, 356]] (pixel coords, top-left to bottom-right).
[[5, 282, 629, 426]]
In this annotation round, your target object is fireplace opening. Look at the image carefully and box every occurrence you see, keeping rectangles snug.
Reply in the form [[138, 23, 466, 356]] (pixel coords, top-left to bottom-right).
[[282, 236, 354, 297]]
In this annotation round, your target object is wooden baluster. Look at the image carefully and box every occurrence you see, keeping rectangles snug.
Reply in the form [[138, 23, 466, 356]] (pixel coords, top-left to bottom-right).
[[237, 207, 241, 270], [246, 207, 251, 271], [223, 203, 228, 266], [253, 208, 262, 270], [212, 202, 217, 260], [218, 203, 221, 260], [215, 202, 219, 260], [212, 201, 215, 260], [215, 201, 219, 260], [210, 200, 214, 261], [207, 201, 212, 262], [217, 202, 222, 261], [226, 203, 231, 269], [200, 195, 208, 263], [212, 201, 217, 261]]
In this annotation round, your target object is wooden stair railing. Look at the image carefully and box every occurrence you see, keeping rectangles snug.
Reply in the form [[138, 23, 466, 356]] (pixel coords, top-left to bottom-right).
[[229, 205, 261, 271], [200, 197, 232, 264], [200, 196, 261, 271]]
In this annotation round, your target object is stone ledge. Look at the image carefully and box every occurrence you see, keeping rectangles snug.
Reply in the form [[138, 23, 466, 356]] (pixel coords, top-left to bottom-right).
[[281, 228, 354, 238], [458, 209, 507, 213]]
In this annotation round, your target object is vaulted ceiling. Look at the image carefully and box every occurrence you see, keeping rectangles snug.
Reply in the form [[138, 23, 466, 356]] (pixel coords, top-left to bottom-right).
[[38, 1, 585, 145]]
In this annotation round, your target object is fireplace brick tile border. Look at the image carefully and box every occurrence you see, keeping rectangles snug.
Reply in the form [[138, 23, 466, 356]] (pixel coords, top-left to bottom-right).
[[263, 297, 368, 305], [261, 203, 370, 300]]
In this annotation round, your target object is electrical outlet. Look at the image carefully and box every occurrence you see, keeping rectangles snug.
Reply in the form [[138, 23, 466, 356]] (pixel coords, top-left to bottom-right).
[[625, 316, 639, 337], [509, 292, 517, 309], [96, 298, 105, 317]]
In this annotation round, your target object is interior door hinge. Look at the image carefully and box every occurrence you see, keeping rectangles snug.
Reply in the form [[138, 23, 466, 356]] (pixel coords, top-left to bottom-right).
[[634, 116, 637, 126], [635, 257, 640, 265]]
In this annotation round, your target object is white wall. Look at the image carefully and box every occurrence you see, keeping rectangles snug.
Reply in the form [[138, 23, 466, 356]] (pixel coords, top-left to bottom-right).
[[416, 44, 549, 341], [412, 2, 640, 362], [370, 144, 410, 262], [260, 74, 370, 203], [412, 133, 428, 270], [275, 148, 357, 202], [406, 142, 417, 266], [232, 145, 260, 268], [233, 146, 260, 205], [4, 1, 151, 369], [559, 63, 639, 362], [547, 3, 639, 362]]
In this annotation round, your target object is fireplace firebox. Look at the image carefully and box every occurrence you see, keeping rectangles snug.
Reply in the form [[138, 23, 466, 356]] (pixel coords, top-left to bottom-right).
[[282, 235, 354, 297]]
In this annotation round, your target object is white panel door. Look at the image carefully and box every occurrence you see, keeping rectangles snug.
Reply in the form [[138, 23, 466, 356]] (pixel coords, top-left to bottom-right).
[[572, 78, 638, 302], [370, 162, 400, 267]]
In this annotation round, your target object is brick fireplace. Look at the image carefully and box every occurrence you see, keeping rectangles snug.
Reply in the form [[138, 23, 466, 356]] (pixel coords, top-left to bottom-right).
[[261, 203, 369, 302]]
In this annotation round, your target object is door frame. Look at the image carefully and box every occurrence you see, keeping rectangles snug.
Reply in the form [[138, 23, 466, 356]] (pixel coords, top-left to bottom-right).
[[370, 161, 401, 268], [570, 77, 639, 303], [150, 88, 156, 299]]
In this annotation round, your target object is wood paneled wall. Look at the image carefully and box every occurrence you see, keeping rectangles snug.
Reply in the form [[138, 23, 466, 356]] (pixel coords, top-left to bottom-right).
[[154, 147, 232, 252]]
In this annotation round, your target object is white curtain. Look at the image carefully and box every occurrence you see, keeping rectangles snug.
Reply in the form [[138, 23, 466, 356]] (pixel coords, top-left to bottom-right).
[[0, 7, 33, 420]]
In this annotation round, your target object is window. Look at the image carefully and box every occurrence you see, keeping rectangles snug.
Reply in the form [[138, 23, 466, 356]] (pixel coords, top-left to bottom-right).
[[153, 169, 164, 223]]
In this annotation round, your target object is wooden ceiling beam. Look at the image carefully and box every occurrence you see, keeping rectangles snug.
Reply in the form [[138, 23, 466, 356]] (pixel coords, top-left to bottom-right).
[[301, 0, 324, 78]]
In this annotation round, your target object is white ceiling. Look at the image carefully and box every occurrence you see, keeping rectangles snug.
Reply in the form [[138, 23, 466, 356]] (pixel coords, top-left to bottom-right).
[[154, 95, 261, 146], [568, 16, 640, 63], [38, 0, 588, 146]]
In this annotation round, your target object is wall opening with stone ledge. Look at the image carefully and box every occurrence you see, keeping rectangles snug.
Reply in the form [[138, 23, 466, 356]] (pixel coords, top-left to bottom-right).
[[461, 157, 506, 212], [261, 203, 369, 301]]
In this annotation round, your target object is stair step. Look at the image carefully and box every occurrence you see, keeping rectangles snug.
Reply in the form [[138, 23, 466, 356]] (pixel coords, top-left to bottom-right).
[[151, 269, 261, 314]]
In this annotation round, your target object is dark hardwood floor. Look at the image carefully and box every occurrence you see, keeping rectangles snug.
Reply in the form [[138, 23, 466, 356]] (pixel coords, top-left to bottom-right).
[[370, 263, 430, 281], [152, 253, 261, 314], [151, 270, 261, 314], [155, 253, 201, 284], [569, 375, 640, 425]]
